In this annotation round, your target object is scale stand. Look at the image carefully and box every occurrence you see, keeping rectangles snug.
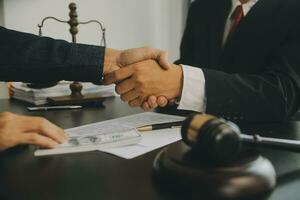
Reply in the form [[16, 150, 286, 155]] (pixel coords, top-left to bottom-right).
[[37, 2, 107, 106]]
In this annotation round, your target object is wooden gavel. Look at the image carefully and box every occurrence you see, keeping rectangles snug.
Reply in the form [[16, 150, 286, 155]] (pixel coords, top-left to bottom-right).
[[181, 114, 300, 162]]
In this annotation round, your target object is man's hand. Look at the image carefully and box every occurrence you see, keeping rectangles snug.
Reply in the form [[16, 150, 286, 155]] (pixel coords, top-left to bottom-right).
[[104, 60, 183, 107], [0, 112, 66, 150], [103, 47, 172, 110], [103, 47, 170, 74]]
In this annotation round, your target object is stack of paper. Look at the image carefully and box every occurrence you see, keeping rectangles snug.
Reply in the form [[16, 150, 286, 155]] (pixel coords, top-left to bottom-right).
[[11, 82, 117, 105]]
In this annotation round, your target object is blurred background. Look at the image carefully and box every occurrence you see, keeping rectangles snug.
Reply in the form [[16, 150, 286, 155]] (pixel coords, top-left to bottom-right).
[[0, 0, 191, 99]]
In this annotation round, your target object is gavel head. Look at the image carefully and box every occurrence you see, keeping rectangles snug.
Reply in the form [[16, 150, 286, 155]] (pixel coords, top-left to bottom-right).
[[181, 114, 242, 162]]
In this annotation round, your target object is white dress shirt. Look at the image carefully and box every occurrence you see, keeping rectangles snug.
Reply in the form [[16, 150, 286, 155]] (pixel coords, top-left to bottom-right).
[[178, 0, 259, 112]]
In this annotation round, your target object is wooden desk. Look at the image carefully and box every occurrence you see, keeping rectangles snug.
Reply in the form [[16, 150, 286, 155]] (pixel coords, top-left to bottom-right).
[[1, 98, 300, 200]]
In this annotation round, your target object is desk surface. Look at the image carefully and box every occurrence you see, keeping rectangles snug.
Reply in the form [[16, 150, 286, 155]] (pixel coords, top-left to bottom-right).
[[1, 98, 300, 200]]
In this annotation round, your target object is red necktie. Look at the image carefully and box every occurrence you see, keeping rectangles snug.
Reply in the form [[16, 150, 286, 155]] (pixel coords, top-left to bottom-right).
[[228, 5, 244, 37]]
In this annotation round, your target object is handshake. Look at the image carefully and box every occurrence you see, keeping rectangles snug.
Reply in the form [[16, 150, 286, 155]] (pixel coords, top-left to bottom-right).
[[1, 46, 184, 150], [103, 47, 183, 111]]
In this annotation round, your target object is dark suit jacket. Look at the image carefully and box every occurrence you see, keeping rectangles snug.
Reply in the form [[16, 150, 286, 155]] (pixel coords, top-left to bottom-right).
[[176, 0, 300, 121], [0, 27, 105, 83]]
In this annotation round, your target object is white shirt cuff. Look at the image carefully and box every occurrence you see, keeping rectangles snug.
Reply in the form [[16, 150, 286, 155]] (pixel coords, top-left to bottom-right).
[[177, 65, 207, 113]]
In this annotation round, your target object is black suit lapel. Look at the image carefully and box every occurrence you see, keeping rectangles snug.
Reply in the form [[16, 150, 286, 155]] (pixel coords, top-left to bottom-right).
[[207, 0, 231, 69], [220, 0, 282, 68]]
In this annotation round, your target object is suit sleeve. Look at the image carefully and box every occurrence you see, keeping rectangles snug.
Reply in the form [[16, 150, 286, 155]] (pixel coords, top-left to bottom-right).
[[203, 38, 300, 122], [0, 26, 105, 83]]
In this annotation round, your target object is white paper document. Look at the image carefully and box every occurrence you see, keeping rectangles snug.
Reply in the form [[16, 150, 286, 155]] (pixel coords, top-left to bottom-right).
[[35, 123, 141, 156], [34, 112, 185, 158], [101, 128, 182, 159], [101, 113, 185, 159]]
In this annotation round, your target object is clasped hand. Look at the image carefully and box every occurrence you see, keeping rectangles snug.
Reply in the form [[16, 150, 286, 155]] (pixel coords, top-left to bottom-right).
[[104, 47, 183, 111]]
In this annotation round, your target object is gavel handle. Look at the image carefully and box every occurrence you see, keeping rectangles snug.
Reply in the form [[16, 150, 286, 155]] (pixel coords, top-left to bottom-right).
[[240, 133, 300, 153]]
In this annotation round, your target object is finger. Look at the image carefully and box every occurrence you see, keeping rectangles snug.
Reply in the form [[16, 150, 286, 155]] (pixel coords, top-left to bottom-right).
[[120, 88, 140, 102], [128, 97, 144, 107], [148, 96, 158, 109], [19, 116, 66, 144], [19, 132, 58, 149], [115, 79, 135, 95], [118, 47, 153, 66], [157, 96, 168, 107], [142, 102, 151, 111], [104, 66, 134, 85], [119, 47, 170, 69], [157, 51, 171, 70]]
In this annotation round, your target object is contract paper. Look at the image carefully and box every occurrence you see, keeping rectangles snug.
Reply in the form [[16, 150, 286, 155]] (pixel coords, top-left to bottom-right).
[[101, 128, 182, 159], [35, 123, 141, 156], [34, 112, 184, 157], [101, 112, 185, 159]]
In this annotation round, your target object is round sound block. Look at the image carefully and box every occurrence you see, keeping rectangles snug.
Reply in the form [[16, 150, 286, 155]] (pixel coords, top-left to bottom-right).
[[153, 142, 276, 200]]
